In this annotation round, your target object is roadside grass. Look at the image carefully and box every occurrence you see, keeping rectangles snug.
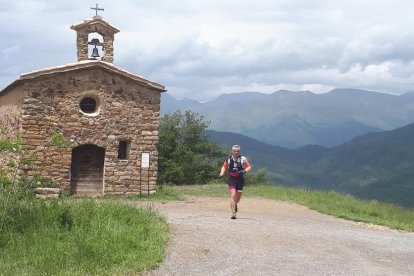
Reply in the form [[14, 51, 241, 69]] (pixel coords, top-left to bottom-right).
[[2, 181, 413, 275], [103, 181, 227, 202], [159, 181, 227, 198], [0, 199, 169, 275], [247, 185, 414, 232], [160, 182, 414, 232], [103, 184, 184, 201]]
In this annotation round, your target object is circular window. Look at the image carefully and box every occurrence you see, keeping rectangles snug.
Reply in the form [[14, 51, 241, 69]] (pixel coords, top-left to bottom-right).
[[79, 97, 97, 114]]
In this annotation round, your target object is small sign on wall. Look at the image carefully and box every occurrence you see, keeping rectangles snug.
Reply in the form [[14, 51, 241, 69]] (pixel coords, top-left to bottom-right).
[[141, 152, 150, 168]]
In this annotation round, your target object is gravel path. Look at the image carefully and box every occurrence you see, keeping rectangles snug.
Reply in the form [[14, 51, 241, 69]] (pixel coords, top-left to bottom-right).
[[143, 197, 414, 276]]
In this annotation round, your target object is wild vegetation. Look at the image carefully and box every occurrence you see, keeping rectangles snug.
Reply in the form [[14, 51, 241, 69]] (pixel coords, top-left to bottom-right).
[[0, 138, 169, 275], [157, 110, 225, 184], [0, 200, 168, 275]]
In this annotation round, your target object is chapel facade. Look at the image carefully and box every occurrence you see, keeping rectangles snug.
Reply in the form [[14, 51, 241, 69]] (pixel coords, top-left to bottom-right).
[[0, 11, 166, 195]]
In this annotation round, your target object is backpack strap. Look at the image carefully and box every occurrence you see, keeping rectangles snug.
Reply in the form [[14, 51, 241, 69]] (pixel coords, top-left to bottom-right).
[[236, 156, 243, 169], [228, 155, 243, 170], [228, 156, 234, 170]]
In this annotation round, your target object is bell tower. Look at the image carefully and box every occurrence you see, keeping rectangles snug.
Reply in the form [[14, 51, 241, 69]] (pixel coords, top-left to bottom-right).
[[70, 4, 120, 63]]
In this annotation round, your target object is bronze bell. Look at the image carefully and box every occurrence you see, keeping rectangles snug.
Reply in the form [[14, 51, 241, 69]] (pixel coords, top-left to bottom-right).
[[91, 46, 100, 58]]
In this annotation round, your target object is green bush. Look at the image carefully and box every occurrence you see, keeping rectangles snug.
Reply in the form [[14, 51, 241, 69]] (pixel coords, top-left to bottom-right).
[[0, 138, 56, 233], [244, 168, 272, 186], [157, 110, 225, 184]]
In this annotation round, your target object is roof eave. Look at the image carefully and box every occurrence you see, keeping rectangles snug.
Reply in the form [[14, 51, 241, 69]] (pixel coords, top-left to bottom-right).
[[70, 17, 120, 33], [18, 61, 166, 92]]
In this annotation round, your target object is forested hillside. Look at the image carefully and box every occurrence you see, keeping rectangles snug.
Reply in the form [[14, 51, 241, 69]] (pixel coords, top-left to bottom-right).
[[207, 121, 414, 207]]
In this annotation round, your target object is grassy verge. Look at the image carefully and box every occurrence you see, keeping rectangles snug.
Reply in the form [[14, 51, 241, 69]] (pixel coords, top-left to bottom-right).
[[0, 199, 169, 275], [2, 181, 412, 275], [159, 182, 414, 232], [247, 185, 414, 232]]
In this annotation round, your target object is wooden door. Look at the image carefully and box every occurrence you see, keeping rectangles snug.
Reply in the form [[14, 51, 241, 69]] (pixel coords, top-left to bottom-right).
[[71, 144, 105, 196]]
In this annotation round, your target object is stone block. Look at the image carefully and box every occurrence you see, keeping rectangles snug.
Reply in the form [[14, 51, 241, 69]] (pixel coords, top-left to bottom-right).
[[34, 188, 60, 199]]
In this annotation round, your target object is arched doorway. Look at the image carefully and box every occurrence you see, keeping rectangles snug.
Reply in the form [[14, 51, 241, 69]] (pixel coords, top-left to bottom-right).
[[71, 144, 105, 195]]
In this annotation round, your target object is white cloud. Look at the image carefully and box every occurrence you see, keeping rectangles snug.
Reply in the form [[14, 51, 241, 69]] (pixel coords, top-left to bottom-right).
[[2, 0, 414, 101]]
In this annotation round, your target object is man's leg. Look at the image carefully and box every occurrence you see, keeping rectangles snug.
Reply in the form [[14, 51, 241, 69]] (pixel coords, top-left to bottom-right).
[[230, 189, 237, 212], [234, 179, 244, 213], [235, 191, 242, 212], [235, 191, 242, 203], [229, 188, 237, 219]]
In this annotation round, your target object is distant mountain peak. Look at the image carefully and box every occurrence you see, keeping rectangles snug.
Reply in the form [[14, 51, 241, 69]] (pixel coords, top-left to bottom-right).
[[272, 90, 314, 96], [181, 97, 201, 104], [329, 88, 393, 95], [162, 88, 414, 148]]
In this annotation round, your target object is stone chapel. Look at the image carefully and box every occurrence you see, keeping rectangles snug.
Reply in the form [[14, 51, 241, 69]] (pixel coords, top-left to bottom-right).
[[0, 10, 166, 195]]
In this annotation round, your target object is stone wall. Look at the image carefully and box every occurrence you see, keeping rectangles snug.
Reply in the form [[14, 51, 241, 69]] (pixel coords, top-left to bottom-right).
[[0, 86, 23, 139], [20, 67, 161, 194], [0, 87, 24, 174]]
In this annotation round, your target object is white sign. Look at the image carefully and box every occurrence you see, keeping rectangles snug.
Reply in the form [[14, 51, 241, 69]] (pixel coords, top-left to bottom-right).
[[141, 153, 150, 168]]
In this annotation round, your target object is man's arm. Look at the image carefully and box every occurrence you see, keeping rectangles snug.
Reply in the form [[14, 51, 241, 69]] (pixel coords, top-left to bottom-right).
[[219, 160, 228, 177], [242, 158, 252, 174]]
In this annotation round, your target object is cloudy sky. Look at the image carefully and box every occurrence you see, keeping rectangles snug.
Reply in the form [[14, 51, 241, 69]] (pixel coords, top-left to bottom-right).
[[1, 0, 414, 101]]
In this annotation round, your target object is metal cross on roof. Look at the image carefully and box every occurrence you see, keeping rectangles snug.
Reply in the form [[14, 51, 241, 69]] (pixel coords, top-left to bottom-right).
[[91, 3, 104, 16]]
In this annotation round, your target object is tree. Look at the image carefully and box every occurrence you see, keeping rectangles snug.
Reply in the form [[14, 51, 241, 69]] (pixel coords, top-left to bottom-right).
[[157, 110, 225, 184]]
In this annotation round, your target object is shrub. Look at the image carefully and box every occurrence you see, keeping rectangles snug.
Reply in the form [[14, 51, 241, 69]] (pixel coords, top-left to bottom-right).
[[244, 168, 272, 186], [0, 138, 51, 233], [157, 110, 225, 184]]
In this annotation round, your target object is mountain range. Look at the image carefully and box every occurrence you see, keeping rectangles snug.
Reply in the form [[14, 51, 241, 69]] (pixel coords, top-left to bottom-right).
[[161, 88, 414, 148], [207, 121, 414, 208], [161, 88, 414, 207]]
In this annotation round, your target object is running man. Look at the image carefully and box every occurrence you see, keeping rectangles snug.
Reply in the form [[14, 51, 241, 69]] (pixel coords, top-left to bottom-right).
[[219, 145, 252, 219]]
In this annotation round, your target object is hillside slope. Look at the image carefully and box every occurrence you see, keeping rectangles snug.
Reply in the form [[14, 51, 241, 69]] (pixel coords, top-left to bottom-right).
[[208, 122, 414, 207]]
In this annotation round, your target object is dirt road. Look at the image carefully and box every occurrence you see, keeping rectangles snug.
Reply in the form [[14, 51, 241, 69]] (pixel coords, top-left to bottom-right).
[[144, 197, 414, 276]]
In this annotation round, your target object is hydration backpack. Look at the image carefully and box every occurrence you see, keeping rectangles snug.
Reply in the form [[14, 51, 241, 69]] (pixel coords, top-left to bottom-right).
[[228, 156, 243, 178]]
